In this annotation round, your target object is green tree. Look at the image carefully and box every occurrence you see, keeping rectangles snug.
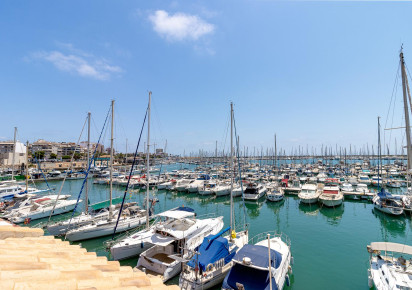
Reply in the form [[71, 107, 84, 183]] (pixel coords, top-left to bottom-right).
[[116, 153, 125, 162], [62, 155, 71, 160], [33, 151, 45, 160], [73, 152, 82, 160], [50, 153, 57, 159]]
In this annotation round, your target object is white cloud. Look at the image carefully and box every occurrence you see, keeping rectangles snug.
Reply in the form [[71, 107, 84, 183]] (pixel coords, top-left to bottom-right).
[[30, 45, 122, 81], [148, 10, 214, 42]]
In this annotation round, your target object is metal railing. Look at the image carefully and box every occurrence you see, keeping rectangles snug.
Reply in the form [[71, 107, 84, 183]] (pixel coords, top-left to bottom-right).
[[248, 231, 291, 248]]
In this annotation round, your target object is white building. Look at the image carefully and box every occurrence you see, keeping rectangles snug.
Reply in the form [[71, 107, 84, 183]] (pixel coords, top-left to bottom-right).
[[0, 141, 27, 166]]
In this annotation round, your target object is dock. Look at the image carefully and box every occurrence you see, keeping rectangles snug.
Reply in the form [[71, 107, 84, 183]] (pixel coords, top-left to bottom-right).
[[0, 220, 178, 290]]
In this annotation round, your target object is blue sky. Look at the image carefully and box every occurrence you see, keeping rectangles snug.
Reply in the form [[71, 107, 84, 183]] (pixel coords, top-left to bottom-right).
[[1, 1, 412, 155]]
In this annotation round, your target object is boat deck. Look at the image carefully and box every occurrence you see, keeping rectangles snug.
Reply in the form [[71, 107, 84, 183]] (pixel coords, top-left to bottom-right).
[[153, 253, 175, 264]]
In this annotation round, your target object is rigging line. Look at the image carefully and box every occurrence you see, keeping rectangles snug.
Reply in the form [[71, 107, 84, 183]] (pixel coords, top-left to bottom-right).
[[112, 106, 148, 239], [33, 155, 51, 192], [113, 105, 128, 142], [63, 105, 112, 240], [152, 98, 166, 144], [385, 61, 401, 129], [46, 116, 88, 225], [405, 63, 412, 117], [385, 67, 400, 151], [388, 71, 400, 150], [233, 114, 248, 228]]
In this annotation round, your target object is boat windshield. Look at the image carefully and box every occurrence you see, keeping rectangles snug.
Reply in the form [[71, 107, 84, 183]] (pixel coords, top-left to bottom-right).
[[301, 189, 315, 194]]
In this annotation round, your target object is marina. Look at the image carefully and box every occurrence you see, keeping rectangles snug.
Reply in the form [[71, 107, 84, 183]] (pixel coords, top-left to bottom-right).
[[1, 157, 410, 289], [3, 1, 412, 289]]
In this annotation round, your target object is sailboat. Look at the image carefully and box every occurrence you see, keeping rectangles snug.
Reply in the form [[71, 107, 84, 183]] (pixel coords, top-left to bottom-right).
[[65, 100, 147, 242], [373, 117, 404, 216], [222, 232, 293, 290], [179, 102, 248, 290], [134, 95, 225, 282], [367, 48, 412, 289]]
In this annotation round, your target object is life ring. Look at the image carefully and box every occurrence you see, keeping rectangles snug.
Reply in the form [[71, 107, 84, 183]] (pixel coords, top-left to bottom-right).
[[206, 263, 213, 272]]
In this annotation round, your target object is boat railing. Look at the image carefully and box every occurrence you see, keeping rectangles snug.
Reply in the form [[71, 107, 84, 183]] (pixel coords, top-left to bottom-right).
[[249, 231, 291, 248], [233, 223, 249, 233]]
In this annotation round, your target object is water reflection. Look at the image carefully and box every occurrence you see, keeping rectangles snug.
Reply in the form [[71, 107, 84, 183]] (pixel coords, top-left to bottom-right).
[[266, 199, 285, 213], [298, 202, 319, 216], [244, 200, 264, 219], [372, 208, 406, 239], [319, 205, 344, 225]]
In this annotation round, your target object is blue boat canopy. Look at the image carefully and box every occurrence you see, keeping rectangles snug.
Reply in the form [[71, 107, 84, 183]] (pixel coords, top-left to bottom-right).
[[198, 174, 210, 180], [377, 188, 393, 200], [187, 227, 233, 271], [175, 206, 195, 213], [233, 244, 282, 270], [222, 263, 278, 290]]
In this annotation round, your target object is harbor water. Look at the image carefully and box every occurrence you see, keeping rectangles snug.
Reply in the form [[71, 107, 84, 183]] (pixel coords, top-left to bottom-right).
[[25, 163, 412, 290]]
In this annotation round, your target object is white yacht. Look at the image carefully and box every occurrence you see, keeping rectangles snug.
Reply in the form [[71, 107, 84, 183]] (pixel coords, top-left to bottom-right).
[[214, 182, 231, 197], [367, 242, 412, 289], [136, 215, 224, 282], [371, 175, 383, 187], [266, 183, 284, 202], [179, 228, 248, 290], [175, 179, 194, 192], [5, 197, 79, 223], [186, 178, 206, 193], [65, 205, 147, 241], [372, 189, 403, 216], [319, 185, 343, 207], [356, 183, 370, 197], [198, 181, 217, 196], [110, 208, 199, 260], [341, 183, 354, 192], [0, 182, 48, 200], [46, 199, 135, 236], [243, 183, 267, 201], [231, 183, 243, 197], [358, 174, 372, 185], [298, 183, 321, 204]]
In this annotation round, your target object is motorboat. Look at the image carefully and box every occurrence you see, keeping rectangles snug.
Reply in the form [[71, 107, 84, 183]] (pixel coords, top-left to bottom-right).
[[136, 215, 224, 282], [358, 174, 372, 185], [266, 183, 284, 202], [243, 183, 267, 201], [319, 185, 343, 207], [298, 183, 321, 204]]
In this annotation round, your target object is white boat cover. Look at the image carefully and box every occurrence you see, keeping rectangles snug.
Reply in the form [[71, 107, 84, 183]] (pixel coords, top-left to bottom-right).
[[158, 210, 195, 219], [369, 242, 412, 255], [148, 233, 175, 246]]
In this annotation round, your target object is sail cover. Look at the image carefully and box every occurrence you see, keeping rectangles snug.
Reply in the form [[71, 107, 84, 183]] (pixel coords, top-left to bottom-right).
[[187, 235, 232, 271], [233, 244, 282, 270]]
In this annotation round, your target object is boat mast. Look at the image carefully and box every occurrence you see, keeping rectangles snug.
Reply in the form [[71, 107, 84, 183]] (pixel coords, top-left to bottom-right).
[[274, 134, 277, 171], [377, 117, 381, 191], [25, 141, 29, 193], [11, 127, 17, 180], [400, 50, 412, 173], [230, 102, 234, 236], [86, 112, 91, 214], [267, 233, 273, 290], [146, 92, 151, 229], [109, 101, 114, 220]]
